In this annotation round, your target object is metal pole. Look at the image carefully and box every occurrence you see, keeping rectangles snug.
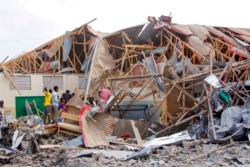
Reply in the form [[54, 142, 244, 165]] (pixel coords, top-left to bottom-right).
[[83, 37, 99, 103]]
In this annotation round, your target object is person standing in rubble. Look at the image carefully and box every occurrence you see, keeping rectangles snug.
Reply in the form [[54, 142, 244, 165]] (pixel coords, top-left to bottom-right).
[[51, 86, 59, 124], [98, 86, 111, 112], [61, 90, 72, 104], [0, 100, 5, 126], [43, 87, 51, 124], [49, 89, 53, 120]]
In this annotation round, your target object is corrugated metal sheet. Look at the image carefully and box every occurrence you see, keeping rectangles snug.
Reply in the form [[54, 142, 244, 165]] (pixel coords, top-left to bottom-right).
[[207, 26, 250, 58], [188, 25, 210, 41], [91, 38, 115, 78], [63, 31, 72, 62], [79, 104, 118, 147], [171, 24, 193, 35], [81, 114, 109, 147], [187, 35, 213, 56], [227, 27, 250, 36], [39, 38, 63, 58], [207, 26, 245, 49], [93, 113, 118, 136], [239, 35, 250, 44]]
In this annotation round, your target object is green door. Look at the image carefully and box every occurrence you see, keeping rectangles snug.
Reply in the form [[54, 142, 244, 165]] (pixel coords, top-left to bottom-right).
[[15, 96, 44, 118]]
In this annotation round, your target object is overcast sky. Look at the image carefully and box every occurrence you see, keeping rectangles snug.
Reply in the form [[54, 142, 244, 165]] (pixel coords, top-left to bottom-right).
[[0, 0, 249, 62]]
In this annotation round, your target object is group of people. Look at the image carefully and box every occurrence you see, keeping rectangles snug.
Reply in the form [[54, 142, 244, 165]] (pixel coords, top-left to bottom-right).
[[42, 86, 111, 124], [43, 86, 73, 125], [0, 86, 110, 127]]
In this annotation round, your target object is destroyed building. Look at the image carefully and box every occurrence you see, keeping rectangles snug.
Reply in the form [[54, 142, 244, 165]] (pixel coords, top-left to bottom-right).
[[1, 15, 250, 166]]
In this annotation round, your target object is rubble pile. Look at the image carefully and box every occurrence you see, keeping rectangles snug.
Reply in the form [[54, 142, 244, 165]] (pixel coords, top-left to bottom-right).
[[1, 129, 250, 166], [0, 112, 249, 166]]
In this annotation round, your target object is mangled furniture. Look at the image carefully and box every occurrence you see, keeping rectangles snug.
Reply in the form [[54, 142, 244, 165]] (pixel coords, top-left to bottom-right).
[[57, 93, 85, 136], [57, 112, 81, 136]]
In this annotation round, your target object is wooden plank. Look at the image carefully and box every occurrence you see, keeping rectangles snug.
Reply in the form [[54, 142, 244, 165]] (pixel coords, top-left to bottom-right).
[[150, 83, 175, 120], [163, 29, 209, 64], [58, 111, 81, 136], [39, 144, 62, 149], [204, 83, 217, 140], [58, 123, 81, 132], [123, 44, 153, 49], [2, 66, 21, 95], [130, 120, 143, 147], [108, 74, 162, 81], [219, 51, 236, 81], [77, 18, 97, 34], [120, 76, 153, 118], [1, 56, 9, 63], [61, 112, 79, 121]]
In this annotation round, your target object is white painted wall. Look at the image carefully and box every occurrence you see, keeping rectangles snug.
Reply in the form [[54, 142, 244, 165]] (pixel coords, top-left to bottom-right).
[[0, 73, 84, 117]]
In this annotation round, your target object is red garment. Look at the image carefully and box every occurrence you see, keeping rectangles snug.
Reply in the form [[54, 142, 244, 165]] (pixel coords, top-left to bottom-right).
[[79, 104, 92, 128], [99, 88, 111, 101]]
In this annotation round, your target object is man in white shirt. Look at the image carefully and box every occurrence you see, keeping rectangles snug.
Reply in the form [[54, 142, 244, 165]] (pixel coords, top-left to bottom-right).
[[51, 86, 59, 124]]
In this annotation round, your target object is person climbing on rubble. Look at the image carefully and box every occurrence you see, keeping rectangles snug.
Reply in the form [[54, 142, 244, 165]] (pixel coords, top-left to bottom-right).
[[51, 86, 59, 124], [0, 100, 5, 126], [98, 86, 111, 112], [43, 87, 51, 124]]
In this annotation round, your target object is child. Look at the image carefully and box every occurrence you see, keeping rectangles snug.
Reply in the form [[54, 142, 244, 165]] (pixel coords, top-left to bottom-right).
[[58, 98, 66, 111], [58, 98, 66, 118]]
